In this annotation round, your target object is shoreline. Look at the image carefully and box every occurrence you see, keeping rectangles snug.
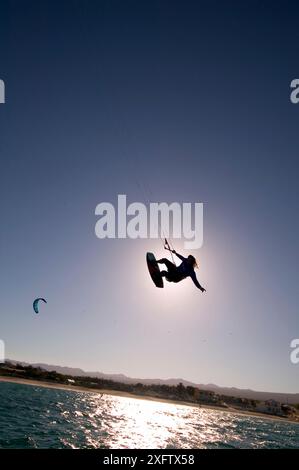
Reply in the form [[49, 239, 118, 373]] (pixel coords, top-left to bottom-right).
[[0, 376, 297, 424]]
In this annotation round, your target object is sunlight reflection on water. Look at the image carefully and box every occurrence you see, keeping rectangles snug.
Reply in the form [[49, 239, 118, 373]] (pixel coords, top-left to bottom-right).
[[0, 383, 298, 449]]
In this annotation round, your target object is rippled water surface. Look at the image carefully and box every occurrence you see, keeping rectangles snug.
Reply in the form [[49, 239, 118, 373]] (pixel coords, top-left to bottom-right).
[[0, 382, 298, 448]]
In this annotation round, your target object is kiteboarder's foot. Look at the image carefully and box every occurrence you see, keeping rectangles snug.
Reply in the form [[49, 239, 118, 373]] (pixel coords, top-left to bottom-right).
[[201, 287, 206, 293]]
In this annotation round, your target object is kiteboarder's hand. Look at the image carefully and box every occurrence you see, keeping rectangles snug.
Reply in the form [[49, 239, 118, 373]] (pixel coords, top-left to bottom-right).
[[171, 250, 176, 254]]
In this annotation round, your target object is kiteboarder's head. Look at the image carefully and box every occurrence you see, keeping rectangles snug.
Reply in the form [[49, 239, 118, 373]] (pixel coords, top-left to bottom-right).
[[187, 255, 198, 269]]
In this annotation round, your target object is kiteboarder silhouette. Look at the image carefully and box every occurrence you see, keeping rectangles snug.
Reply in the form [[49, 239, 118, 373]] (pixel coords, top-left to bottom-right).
[[147, 240, 206, 292]]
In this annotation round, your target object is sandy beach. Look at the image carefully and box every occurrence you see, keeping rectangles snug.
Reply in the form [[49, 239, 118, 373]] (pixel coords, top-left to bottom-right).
[[0, 375, 296, 424]]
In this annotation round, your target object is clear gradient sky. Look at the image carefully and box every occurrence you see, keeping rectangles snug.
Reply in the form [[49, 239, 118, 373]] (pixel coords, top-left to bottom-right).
[[0, 0, 298, 393]]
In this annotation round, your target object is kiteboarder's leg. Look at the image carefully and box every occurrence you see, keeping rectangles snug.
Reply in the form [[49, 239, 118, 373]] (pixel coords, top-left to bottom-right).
[[160, 270, 175, 282], [156, 258, 176, 271], [157, 258, 177, 282]]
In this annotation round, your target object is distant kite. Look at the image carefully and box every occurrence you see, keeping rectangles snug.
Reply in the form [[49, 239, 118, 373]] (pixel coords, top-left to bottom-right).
[[33, 298, 47, 314]]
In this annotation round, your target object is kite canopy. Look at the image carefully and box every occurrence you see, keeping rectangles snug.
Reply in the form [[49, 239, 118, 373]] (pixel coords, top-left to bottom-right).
[[33, 298, 47, 314]]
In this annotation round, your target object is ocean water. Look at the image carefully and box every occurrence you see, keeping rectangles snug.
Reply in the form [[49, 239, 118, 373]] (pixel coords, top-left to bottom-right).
[[0, 382, 298, 449]]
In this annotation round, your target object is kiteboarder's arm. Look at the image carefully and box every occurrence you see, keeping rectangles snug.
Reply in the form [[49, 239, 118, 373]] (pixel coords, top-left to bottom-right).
[[172, 250, 186, 262], [190, 272, 206, 292]]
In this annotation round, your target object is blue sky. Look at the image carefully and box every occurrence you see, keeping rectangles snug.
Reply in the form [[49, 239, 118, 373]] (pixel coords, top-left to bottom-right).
[[0, 0, 298, 392]]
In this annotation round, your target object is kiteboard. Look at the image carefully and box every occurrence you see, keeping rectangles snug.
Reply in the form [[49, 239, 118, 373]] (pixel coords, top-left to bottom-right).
[[146, 252, 164, 288]]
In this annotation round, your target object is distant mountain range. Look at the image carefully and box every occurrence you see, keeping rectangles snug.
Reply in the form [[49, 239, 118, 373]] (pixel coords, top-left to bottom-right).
[[8, 359, 299, 404]]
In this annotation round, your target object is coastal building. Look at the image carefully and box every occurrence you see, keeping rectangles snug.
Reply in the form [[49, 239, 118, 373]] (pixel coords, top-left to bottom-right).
[[256, 400, 283, 416]]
